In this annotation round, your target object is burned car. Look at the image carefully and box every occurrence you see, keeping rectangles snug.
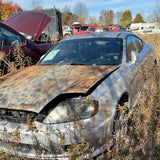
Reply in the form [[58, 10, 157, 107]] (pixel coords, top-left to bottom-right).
[[0, 12, 54, 74], [0, 32, 156, 159]]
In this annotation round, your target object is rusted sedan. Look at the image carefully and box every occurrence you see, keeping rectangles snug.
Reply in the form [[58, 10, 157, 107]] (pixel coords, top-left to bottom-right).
[[0, 32, 156, 159]]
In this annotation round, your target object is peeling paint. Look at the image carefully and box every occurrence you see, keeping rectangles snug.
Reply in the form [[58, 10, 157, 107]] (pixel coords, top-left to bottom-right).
[[0, 65, 118, 113]]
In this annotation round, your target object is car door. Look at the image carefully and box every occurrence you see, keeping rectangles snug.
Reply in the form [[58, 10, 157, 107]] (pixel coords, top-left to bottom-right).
[[126, 35, 148, 107], [88, 27, 96, 33], [0, 23, 52, 67], [0, 23, 29, 75]]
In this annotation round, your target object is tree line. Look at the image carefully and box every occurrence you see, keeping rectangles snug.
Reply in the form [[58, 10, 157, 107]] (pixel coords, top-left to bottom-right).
[[61, 2, 145, 27], [0, 0, 22, 21], [1, 0, 160, 26]]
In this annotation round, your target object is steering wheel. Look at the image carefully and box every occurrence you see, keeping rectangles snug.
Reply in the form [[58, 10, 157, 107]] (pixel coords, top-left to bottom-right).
[[89, 55, 112, 65]]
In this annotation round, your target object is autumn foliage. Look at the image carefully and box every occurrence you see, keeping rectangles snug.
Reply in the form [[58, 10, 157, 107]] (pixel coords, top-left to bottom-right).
[[0, 0, 22, 21]]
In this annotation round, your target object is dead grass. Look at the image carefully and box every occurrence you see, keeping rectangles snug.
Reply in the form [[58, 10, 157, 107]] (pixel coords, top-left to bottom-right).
[[112, 65, 160, 160], [139, 33, 160, 61], [0, 47, 32, 76]]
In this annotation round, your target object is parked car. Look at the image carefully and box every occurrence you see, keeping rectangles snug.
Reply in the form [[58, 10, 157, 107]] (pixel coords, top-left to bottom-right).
[[74, 26, 110, 36], [0, 32, 156, 159], [108, 24, 127, 32], [130, 22, 160, 34], [72, 23, 89, 35], [0, 12, 54, 74], [7, 8, 63, 42], [62, 25, 73, 38], [72, 22, 89, 36]]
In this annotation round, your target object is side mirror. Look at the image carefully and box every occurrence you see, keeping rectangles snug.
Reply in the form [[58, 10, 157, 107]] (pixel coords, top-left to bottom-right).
[[131, 50, 139, 63]]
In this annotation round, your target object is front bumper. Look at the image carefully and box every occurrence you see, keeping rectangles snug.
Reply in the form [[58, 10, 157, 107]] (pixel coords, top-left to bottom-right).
[[0, 118, 113, 159], [0, 119, 82, 159]]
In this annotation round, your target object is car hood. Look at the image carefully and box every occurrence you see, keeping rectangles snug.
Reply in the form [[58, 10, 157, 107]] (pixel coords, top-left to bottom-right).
[[4, 12, 51, 41], [0, 65, 119, 113]]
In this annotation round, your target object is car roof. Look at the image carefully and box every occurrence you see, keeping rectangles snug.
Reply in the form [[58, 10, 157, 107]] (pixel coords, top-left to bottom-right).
[[62, 32, 133, 41]]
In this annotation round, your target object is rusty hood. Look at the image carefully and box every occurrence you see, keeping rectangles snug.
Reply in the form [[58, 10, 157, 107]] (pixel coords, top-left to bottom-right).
[[0, 65, 118, 113], [4, 12, 51, 41]]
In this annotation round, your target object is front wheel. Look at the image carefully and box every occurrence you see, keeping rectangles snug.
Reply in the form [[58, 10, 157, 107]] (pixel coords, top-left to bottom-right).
[[112, 103, 130, 157], [64, 34, 71, 38], [113, 104, 129, 142]]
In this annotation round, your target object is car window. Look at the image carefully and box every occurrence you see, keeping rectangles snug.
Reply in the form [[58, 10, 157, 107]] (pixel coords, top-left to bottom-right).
[[126, 36, 143, 62], [0, 26, 23, 48], [40, 38, 123, 66], [96, 28, 103, 32], [81, 26, 88, 31], [89, 28, 95, 32], [103, 28, 109, 32]]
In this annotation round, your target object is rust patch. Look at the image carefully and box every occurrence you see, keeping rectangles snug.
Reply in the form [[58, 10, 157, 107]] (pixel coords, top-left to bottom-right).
[[0, 65, 119, 113]]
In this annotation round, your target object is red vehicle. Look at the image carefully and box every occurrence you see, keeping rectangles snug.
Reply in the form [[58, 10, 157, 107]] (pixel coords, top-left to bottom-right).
[[74, 26, 111, 36], [108, 24, 126, 32], [0, 12, 54, 67]]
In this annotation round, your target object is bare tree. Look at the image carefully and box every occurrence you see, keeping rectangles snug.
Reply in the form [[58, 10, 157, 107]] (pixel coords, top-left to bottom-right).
[[62, 5, 70, 13], [73, 2, 88, 25], [99, 10, 113, 26], [99, 10, 106, 26], [61, 5, 73, 25], [114, 11, 123, 24], [151, 0, 160, 22], [88, 16, 98, 26], [29, 0, 42, 10]]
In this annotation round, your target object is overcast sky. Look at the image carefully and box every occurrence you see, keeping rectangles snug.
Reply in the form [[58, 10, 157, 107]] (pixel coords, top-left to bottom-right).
[[2, 0, 157, 21]]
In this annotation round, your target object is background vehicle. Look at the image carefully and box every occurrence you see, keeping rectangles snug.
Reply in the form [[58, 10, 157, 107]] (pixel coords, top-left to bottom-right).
[[72, 22, 90, 36], [108, 24, 127, 32], [0, 32, 156, 159], [62, 25, 73, 38], [74, 26, 110, 35], [7, 7, 63, 42], [130, 22, 160, 34], [0, 12, 54, 74]]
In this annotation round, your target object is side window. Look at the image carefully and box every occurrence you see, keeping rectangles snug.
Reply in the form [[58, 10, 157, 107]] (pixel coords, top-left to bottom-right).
[[103, 28, 109, 32], [89, 28, 95, 32], [95, 28, 103, 32], [0, 26, 23, 48], [126, 36, 143, 62]]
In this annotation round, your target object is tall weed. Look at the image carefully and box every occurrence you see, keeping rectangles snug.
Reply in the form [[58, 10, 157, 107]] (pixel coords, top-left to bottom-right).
[[112, 65, 160, 160], [0, 47, 32, 76]]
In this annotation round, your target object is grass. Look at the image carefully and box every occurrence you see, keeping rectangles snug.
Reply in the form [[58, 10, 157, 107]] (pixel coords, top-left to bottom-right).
[[112, 65, 160, 160], [0, 47, 32, 76], [0, 34, 160, 159]]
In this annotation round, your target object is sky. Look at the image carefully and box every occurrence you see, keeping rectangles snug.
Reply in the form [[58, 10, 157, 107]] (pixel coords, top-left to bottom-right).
[[2, 0, 157, 22]]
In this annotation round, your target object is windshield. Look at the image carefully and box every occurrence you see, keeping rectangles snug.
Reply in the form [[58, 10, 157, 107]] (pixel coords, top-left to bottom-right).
[[39, 38, 123, 66]]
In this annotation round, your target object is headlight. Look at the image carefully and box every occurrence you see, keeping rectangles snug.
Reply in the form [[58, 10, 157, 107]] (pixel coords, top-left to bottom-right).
[[43, 97, 99, 124]]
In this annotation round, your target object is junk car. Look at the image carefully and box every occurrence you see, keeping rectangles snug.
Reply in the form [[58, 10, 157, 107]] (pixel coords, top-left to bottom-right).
[[74, 26, 110, 36], [0, 32, 156, 159], [6, 8, 63, 42], [0, 12, 54, 74]]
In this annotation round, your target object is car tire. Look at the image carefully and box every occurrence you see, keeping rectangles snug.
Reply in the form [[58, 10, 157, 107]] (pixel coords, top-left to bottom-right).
[[64, 34, 71, 38], [111, 102, 130, 159], [113, 104, 129, 142]]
